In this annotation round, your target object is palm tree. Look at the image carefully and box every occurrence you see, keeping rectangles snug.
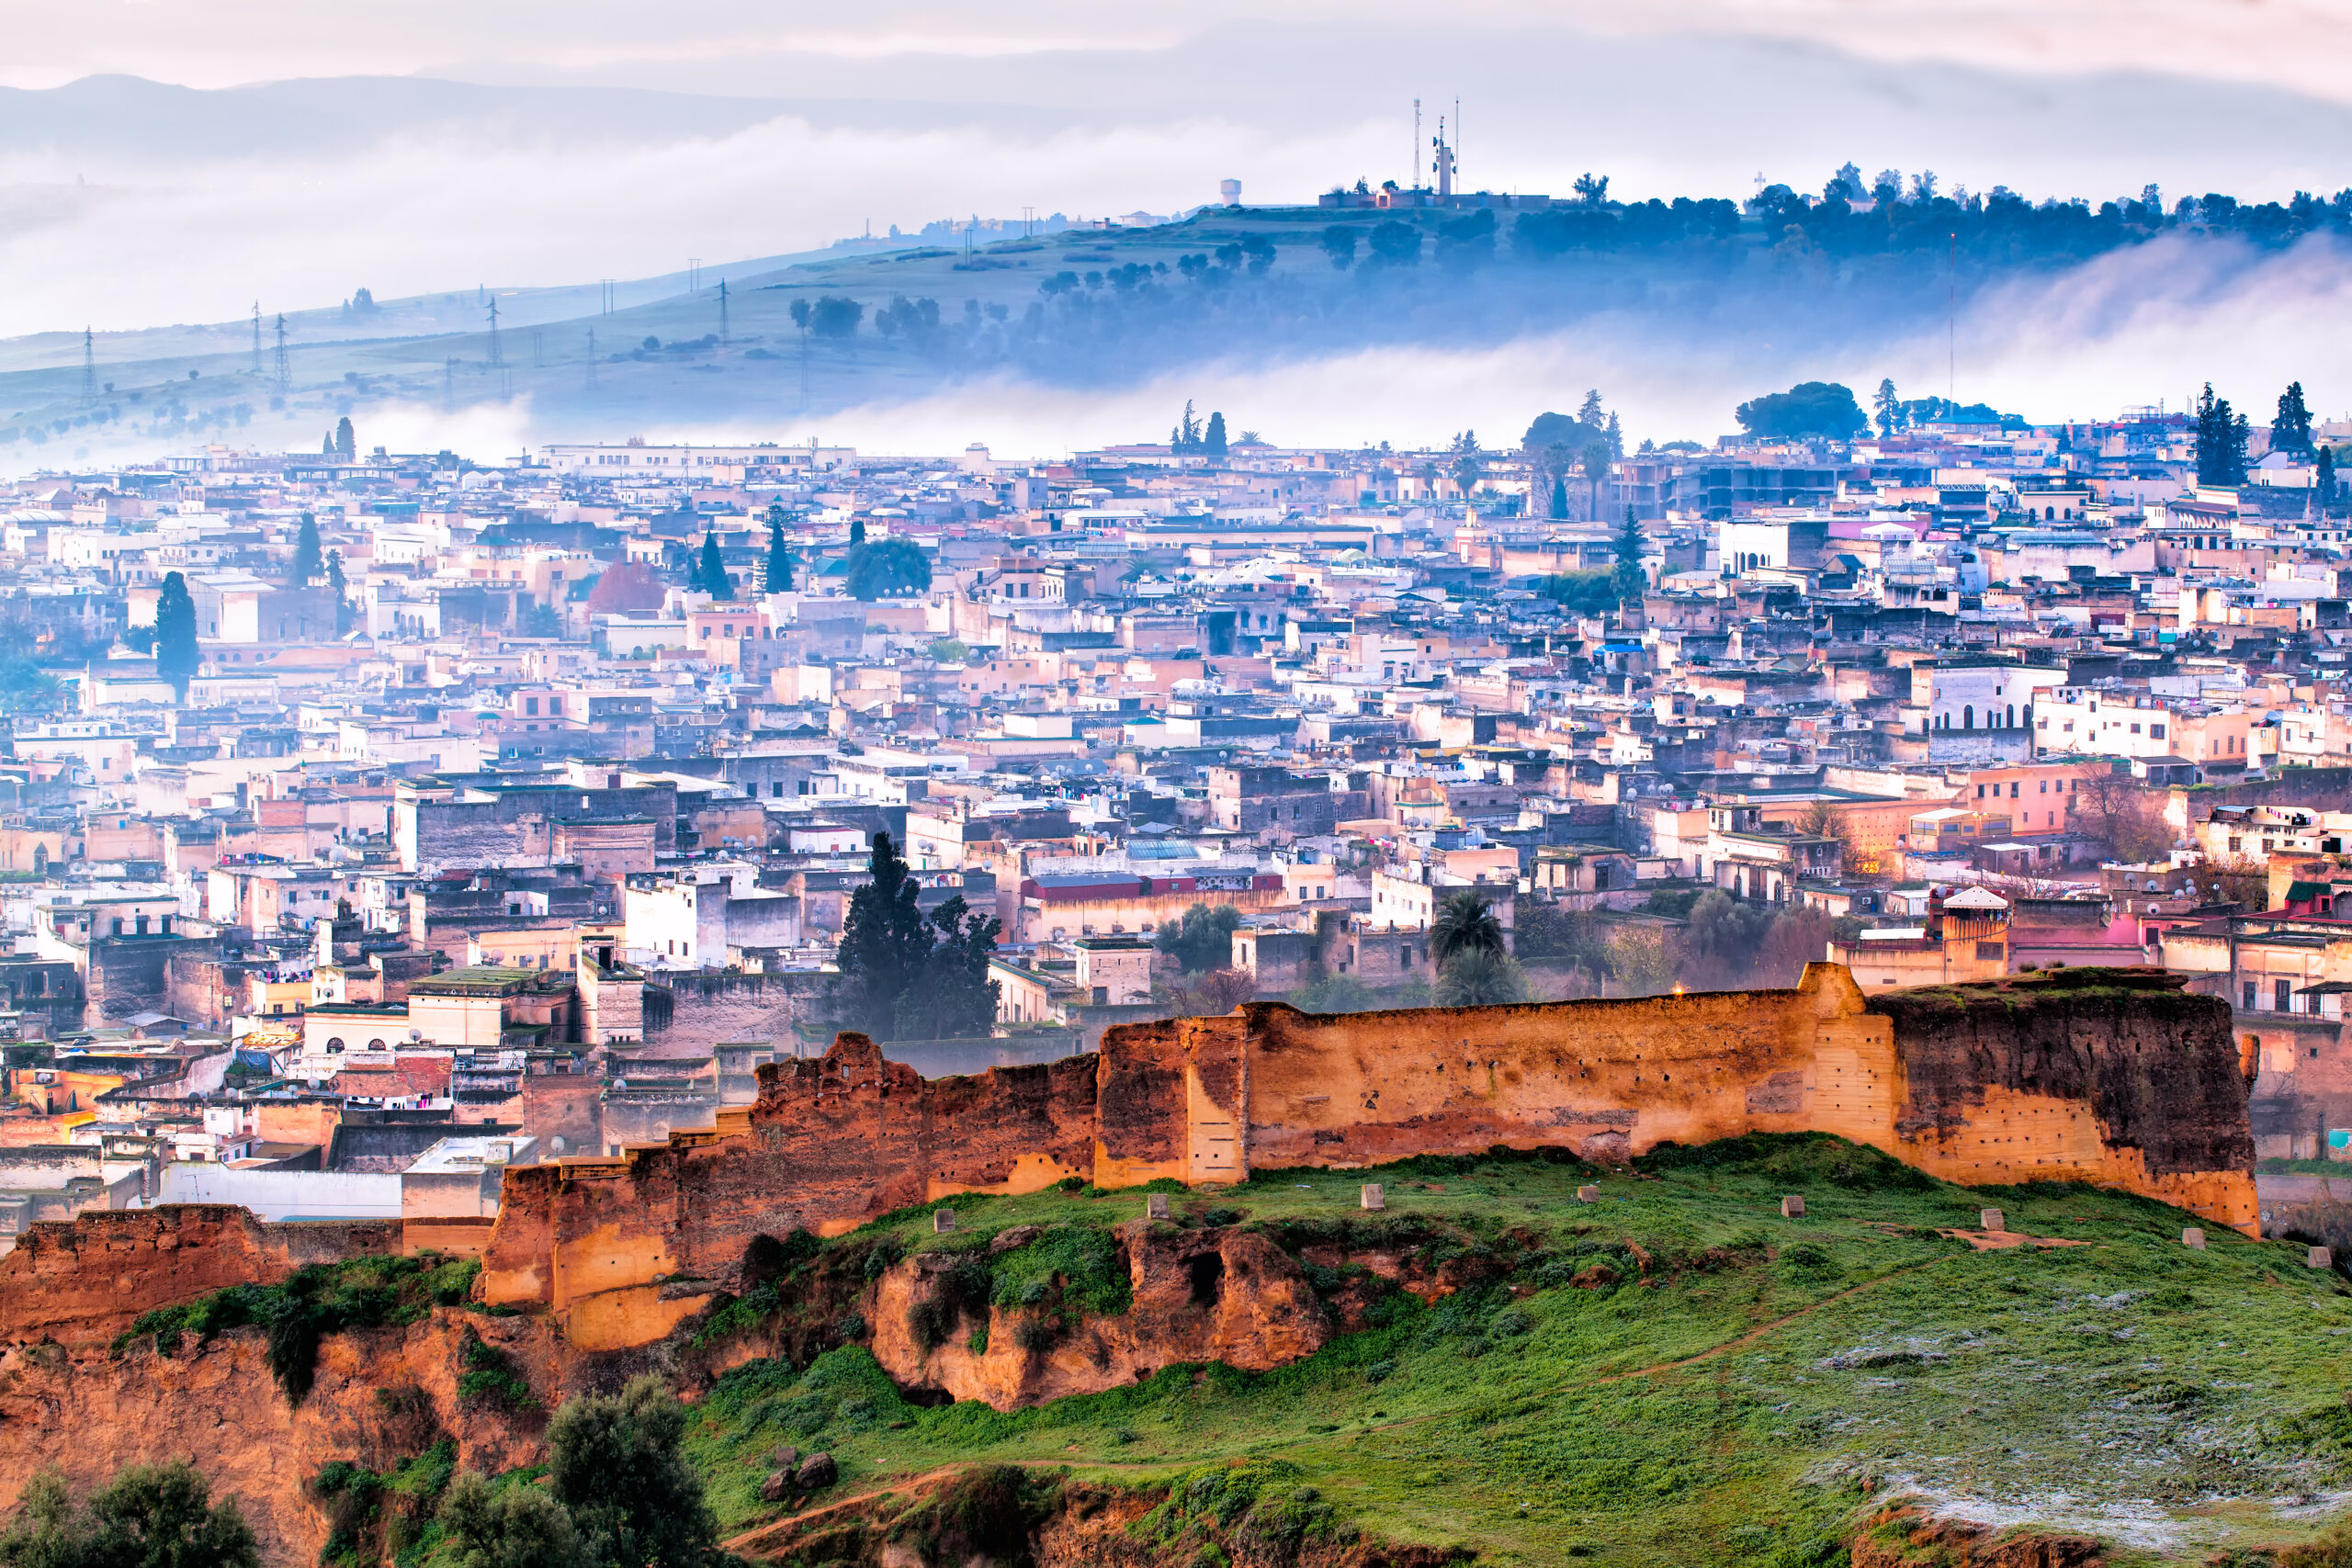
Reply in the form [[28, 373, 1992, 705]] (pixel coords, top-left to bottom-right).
[[1430, 890, 1506, 966], [1433, 948, 1532, 1007]]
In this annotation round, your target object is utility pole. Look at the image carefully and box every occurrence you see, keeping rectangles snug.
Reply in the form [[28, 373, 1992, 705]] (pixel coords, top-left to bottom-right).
[[486, 296, 503, 369], [718, 278, 729, 345], [251, 303, 262, 375], [81, 328, 96, 402], [273, 314, 290, 391], [689, 258, 701, 293]]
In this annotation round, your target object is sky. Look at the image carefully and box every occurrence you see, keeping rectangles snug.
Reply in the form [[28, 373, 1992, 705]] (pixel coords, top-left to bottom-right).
[[2, 0, 2349, 455]]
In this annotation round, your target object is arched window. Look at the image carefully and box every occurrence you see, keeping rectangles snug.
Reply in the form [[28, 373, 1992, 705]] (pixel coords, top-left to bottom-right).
[[2007, 705, 2017, 728], [368, 1037, 385, 1049], [1962, 705, 1973, 729]]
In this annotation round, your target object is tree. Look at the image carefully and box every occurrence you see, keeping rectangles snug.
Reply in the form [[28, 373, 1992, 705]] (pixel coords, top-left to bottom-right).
[[695, 532, 730, 599], [438, 1472, 579, 1568], [1156, 902, 1242, 974], [334, 417, 356, 461], [2321, 446, 2339, 512], [289, 513, 323, 586], [1604, 926, 1682, 998], [153, 571, 198, 698], [1319, 225, 1357, 271], [1155, 966, 1257, 1017], [928, 637, 967, 663], [1430, 890, 1506, 966], [0, 1461, 261, 1568], [585, 561, 667, 616], [2276, 381, 2315, 457], [1432, 948, 1532, 1007], [2194, 382, 2250, 486], [1580, 439, 1613, 520], [1680, 891, 1773, 989], [808, 296, 863, 339], [1170, 400, 1203, 452], [834, 832, 933, 1040], [1290, 971, 1376, 1014], [1734, 382, 1869, 441], [843, 539, 931, 601], [324, 549, 353, 635], [1204, 412, 1228, 458], [1572, 173, 1610, 208], [547, 1375, 717, 1568], [763, 504, 795, 592], [909, 895, 1002, 1040], [322, 431, 334, 457], [1366, 220, 1420, 266], [1873, 378, 1901, 437], [2072, 769, 2175, 863], [2197, 856, 2269, 913], [1577, 389, 1605, 428], [1612, 507, 1647, 603]]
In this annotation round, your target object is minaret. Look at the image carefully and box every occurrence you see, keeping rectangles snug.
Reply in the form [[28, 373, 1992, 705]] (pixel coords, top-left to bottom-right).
[[1433, 118, 1455, 199]]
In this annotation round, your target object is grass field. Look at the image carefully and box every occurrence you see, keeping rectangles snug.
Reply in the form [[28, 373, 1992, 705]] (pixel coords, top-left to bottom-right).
[[678, 1135, 2352, 1567]]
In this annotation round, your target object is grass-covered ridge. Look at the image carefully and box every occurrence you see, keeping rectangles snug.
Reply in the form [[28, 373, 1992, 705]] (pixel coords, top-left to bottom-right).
[[680, 1135, 2352, 1567]]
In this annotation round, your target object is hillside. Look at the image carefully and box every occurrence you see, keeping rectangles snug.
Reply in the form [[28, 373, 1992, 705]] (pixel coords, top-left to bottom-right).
[[19, 1134, 2349, 1568], [5, 188, 2346, 464]]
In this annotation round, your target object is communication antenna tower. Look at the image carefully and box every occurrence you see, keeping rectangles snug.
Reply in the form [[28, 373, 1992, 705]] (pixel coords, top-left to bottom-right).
[[251, 303, 262, 375], [1412, 99, 1420, 189], [81, 328, 96, 401], [273, 314, 290, 391]]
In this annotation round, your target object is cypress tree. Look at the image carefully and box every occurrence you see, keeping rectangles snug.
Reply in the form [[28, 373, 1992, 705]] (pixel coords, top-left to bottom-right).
[[696, 531, 729, 599], [154, 572, 199, 696], [1611, 507, 1647, 604], [763, 504, 795, 592], [290, 513, 322, 586]]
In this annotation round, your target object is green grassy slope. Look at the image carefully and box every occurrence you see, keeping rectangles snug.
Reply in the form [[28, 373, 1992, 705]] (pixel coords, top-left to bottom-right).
[[681, 1136, 2352, 1567]]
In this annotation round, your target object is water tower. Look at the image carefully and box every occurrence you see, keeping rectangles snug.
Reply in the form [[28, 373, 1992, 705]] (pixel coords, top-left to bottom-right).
[[1218, 178, 1242, 208]]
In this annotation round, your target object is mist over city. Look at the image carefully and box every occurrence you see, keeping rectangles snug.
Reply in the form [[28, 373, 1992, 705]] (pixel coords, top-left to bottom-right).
[[1, 6, 2350, 1568]]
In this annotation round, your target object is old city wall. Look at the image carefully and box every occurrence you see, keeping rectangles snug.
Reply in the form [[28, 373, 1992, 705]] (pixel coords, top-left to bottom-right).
[[359, 965, 2268, 1352], [479, 1033, 1099, 1349], [0, 1206, 403, 1350], [645, 968, 820, 1052], [1870, 971, 2257, 1230]]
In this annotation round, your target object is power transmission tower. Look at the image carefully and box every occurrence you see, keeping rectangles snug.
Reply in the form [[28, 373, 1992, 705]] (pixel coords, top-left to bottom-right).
[[718, 278, 729, 345], [585, 330, 597, 389], [273, 314, 290, 391], [81, 328, 96, 402], [486, 296, 503, 369], [445, 356, 456, 411], [250, 303, 262, 375], [531, 331, 543, 368]]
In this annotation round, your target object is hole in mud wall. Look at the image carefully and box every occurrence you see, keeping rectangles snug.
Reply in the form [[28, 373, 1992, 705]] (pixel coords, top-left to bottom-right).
[[1188, 1251, 1226, 1308]]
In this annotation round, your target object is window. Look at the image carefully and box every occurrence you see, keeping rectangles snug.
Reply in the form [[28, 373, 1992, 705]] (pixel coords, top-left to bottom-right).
[[2245, 982, 2257, 1010], [2279, 979, 2295, 1013], [2010, 782, 2019, 798]]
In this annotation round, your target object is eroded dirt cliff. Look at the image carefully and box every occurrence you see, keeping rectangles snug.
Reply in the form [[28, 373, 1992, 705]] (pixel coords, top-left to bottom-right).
[[0, 1310, 554, 1563]]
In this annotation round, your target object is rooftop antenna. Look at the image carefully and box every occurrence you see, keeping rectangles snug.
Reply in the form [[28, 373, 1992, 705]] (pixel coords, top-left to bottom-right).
[[486, 295, 503, 369], [273, 313, 290, 391], [250, 302, 262, 376], [81, 328, 96, 402], [1454, 96, 1461, 186]]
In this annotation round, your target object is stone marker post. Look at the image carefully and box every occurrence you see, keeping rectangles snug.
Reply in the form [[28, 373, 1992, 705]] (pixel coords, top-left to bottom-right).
[[1980, 1208, 2005, 1232], [2183, 1227, 2204, 1250], [933, 1209, 956, 1234], [1577, 1185, 1599, 1203], [1147, 1193, 1170, 1220], [2311, 1246, 2334, 1269], [1781, 1195, 1805, 1218], [1361, 1182, 1385, 1212]]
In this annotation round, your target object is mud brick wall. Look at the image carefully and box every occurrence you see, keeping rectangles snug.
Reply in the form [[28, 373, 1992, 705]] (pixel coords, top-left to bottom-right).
[[481, 1033, 1098, 1338], [644, 968, 822, 1052], [0, 1206, 401, 1348]]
